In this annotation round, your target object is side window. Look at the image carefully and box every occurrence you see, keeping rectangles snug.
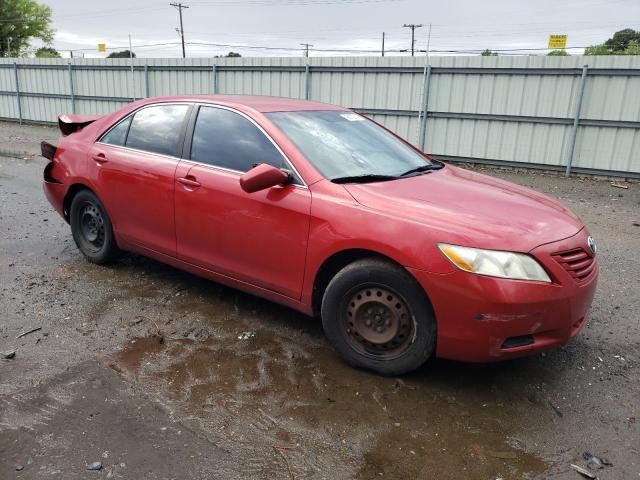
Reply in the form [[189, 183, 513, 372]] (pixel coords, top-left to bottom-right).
[[190, 106, 284, 172], [100, 116, 132, 146], [125, 104, 189, 156]]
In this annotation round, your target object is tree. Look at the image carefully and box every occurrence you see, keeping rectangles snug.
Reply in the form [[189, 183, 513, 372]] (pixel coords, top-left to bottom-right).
[[35, 46, 59, 57], [0, 0, 54, 57], [480, 49, 497, 56], [107, 50, 136, 58], [585, 28, 640, 55], [226, 51, 241, 57], [604, 28, 640, 52], [547, 49, 569, 56]]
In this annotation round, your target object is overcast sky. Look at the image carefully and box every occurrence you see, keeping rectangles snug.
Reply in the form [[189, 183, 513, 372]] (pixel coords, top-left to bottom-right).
[[40, 0, 640, 58]]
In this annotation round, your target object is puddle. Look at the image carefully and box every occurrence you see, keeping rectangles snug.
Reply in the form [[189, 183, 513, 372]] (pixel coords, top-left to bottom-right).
[[109, 334, 166, 376], [111, 325, 548, 479], [86, 252, 549, 478]]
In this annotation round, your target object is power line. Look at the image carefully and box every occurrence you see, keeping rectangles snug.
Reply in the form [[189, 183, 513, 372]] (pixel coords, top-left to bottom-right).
[[51, 38, 599, 55], [58, 41, 183, 52], [170, 2, 189, 58]]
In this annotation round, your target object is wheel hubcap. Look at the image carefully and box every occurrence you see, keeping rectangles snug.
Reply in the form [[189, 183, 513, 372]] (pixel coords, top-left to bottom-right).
[[79, 204, 105, 249], [345, 286, 413, 358]]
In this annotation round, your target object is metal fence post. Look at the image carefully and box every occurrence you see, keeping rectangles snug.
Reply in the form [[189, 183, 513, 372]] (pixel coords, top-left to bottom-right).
[[68, 63, 76, 114], [144, 64, 150, 98], [565, 64, 588, 176], [418, 65, 432, 151], [212, 64, 218, 94], [304, 64, 310, 100], [13, 62, 22, 124]]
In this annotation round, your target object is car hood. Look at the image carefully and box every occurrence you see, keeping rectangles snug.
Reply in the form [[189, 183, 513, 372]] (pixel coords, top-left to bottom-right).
[[342, 165, 583, 252]]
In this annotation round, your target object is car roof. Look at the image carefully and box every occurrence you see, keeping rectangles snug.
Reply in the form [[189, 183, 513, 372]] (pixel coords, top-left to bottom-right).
[[142, 95, 350, 113]]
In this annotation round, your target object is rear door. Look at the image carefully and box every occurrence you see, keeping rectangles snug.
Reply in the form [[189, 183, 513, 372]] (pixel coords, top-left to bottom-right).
[[87, 103, 191, 256], [174, 105, 311, 299]]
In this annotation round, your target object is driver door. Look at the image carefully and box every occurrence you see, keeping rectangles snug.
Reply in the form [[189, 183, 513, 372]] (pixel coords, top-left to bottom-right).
[[174, 105, 311, 300]]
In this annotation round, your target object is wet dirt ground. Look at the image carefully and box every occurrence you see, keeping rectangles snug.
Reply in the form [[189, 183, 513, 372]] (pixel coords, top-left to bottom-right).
[[1, 121, 639, 479]]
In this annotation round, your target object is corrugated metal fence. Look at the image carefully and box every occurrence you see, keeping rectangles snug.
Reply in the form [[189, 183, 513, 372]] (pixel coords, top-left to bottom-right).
[[1, 56, 639, 177]]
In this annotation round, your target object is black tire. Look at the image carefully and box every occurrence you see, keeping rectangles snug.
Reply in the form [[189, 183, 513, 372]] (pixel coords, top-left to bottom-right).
[[321, 258, 436, 376], [69, 189, 120, 264]]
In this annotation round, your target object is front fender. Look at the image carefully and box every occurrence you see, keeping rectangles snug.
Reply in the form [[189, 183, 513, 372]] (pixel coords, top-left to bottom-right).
[[300, 181, 457, 309]]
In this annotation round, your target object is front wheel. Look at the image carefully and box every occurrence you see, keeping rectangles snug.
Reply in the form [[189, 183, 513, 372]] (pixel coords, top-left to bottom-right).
[[321, 258, 436, 376], [69, 190, 120, 264]]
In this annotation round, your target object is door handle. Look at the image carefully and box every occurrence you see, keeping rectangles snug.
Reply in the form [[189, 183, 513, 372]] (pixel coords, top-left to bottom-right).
[[178, 176, 201, 188], [92, 153, 108, 164]]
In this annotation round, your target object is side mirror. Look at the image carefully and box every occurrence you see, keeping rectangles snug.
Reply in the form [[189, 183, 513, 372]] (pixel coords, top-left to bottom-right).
[[240, 163, 291, 193]]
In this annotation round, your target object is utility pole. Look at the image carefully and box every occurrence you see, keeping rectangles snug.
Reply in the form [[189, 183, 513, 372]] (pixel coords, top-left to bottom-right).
[[129, 33, 135, 101], [381, 32, 385, 57], [170, 2, 189, 58], [300, 43, 313, 58], [402, 23, 423, 56], [426, 23, 432, 58]]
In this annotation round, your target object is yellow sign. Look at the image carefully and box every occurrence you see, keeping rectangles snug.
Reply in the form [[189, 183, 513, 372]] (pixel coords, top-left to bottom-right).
[[548, 35, 567, 49], [97, 43, 106, 53]]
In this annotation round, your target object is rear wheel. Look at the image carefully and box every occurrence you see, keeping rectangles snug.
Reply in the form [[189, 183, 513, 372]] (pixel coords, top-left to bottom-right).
[[69, 190, 119, 264], [321, 258, 436, 376]]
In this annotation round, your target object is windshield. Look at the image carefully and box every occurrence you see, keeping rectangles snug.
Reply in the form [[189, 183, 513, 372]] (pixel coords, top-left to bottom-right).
[[266, 110, 433, 181]]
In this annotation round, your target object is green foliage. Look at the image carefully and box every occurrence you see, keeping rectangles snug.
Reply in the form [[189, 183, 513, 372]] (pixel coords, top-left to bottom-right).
[[547, 49, 569, 56], [226, 51, 241, 57], [0, 0, 54, 57], [107, 50, 136, 58], [604, 28, 640, 52], [35, 46, 59, 57], [585, 28, 640, 55], [584, 44, 609, 55], [480, 49, 497, 56], [624, 40, 640, 55]]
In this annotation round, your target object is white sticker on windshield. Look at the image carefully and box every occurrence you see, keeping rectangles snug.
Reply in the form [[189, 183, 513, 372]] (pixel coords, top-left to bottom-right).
[[340, 113, 365, 122]]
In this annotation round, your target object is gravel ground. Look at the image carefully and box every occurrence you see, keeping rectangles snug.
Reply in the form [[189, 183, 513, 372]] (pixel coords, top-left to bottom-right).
[[0, 120, 638, 480]]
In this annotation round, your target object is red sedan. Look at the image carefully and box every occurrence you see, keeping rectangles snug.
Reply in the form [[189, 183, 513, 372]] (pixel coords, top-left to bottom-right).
[[42, 95, 598, 375]]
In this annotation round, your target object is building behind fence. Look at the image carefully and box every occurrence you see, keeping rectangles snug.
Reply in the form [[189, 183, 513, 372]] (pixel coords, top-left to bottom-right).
[[1, 55, 639, 177]]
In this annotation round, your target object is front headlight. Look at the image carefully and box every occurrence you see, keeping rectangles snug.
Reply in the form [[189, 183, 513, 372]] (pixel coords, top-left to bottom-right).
[[437, 243, 551, 283]]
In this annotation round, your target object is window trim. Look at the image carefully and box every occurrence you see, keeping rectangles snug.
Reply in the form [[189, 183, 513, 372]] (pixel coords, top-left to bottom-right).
[[96, 102, 193, 159], [99, 115, 133, 147], [184, 103, 307, 188], [96, 101, 307, 189]]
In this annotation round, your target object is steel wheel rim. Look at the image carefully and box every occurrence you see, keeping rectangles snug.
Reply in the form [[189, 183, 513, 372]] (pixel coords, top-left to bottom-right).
[[79, 203, 105, 251], [343, 285, 414, 360]]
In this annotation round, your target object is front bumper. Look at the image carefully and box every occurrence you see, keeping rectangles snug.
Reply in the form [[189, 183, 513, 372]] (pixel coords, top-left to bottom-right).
[[409, 229, 598, 362]]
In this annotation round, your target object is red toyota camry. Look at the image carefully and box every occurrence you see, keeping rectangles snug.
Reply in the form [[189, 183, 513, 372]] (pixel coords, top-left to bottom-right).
[[42, 95, 598, 375]]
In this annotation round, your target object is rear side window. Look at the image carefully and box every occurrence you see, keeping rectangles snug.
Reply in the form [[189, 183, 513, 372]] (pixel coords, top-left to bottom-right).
[[125, 104, 189, 156], [190, 106, 284, 172], [100, 116, 131, 146]]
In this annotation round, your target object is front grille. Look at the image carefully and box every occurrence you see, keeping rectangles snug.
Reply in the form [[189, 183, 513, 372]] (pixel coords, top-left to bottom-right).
[[552, 247, 596, 283]]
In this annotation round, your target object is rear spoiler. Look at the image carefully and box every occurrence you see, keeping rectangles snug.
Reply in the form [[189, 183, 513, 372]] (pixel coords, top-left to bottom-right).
[[58, 114, 101, 136]]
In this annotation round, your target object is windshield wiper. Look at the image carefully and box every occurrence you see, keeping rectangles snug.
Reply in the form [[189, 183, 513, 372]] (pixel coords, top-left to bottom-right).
[[331, 174, 398, 184], [399, 162, 443, 177]]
